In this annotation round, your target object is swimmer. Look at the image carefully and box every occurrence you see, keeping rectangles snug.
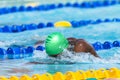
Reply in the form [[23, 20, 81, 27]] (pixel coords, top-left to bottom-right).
[[36, 32, 100, 58], [10, 32, 98, 58]]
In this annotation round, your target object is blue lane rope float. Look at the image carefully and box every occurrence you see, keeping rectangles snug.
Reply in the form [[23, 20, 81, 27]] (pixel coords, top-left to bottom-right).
[[0, 40, 120, 59], [0, 22, 53, 33], [0, 0, 119, 15], [71, 18, 120, 27], [92, 41, 120, 51], [0, 46, 34, 59], [0, 18, 120, 33]]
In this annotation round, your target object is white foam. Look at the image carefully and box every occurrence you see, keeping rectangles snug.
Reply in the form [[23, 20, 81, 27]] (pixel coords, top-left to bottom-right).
[[29, 48, 120, 64]]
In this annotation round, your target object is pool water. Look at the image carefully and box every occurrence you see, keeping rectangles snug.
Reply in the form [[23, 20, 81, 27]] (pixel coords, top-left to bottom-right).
[[0, 1, 120, 77]]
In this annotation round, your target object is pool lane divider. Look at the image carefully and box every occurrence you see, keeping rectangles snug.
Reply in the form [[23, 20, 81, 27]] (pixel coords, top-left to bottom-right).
[[0, 18, 120, 33], [0, 67, 120, 80], [0, 0, 119, 15], [0, 46, 36, 59], [0, 40, 120, 59]]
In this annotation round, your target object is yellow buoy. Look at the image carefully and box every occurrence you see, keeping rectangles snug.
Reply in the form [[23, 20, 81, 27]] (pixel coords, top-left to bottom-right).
[[95, 68, 109, 79], [75, 70, 86, 80], [65, 71, 76, 80], [32, 74, 41, 80], [53, 72, 65, 80], [10, 76, 19, 80], [54, 21, 72, 28], [25, 3, 39, 7], [85, 69, 96, 78], [0, 76, 8, 80], [41, 73, 53, 80], [20, 75, 32, 80], [107, 68, 120, 78]]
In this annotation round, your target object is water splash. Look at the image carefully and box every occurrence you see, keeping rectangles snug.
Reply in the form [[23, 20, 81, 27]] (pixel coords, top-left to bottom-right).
[[28, 48, 120, 64]]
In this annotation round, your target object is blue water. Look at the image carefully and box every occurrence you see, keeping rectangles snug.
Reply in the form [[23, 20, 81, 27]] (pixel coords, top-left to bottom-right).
[[0, 3, 120, 77]]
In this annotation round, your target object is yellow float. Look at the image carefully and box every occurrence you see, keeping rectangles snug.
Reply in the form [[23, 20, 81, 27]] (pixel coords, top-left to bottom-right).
[[0, 68, 120, 80], [10, 76, 19, 80], [54, 21, 72, 28]]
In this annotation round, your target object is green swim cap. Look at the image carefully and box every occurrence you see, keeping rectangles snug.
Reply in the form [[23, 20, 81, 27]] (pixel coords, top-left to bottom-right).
[[45, 32, 68, 56]]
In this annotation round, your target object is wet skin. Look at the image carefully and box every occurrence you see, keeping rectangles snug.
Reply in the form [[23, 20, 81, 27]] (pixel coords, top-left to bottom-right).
[[67, 37, 99, 57]]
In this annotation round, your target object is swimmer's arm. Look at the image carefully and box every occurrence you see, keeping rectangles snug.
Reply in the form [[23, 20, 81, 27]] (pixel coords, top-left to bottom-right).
[[34, 40, 44, 48], [86, 42, 100, 58], [90, 46, 100, 58]]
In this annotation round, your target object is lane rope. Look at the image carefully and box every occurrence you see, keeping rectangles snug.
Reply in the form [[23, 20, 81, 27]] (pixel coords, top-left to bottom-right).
[[0, 18, 120, 33], [0, 68, 120, 80], [0, 1, 119, 15], [0, 40, 119, 59]]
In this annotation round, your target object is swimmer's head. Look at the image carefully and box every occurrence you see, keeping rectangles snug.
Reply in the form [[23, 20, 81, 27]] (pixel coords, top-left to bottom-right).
[[45, 32, 68, 56]]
